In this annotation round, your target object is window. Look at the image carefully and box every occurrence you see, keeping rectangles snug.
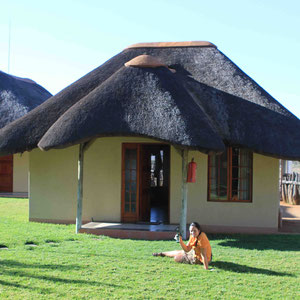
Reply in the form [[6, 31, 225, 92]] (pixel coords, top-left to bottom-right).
[[208, 147, 252, 202]]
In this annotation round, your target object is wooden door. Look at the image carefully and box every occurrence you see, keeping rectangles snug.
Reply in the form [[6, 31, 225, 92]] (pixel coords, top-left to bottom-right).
[[139, 146, 151, 222], [0, 155, 13, 192], [121, 144, 139, 222]]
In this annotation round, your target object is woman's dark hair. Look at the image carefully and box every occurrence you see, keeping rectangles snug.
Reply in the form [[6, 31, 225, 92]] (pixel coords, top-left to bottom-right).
[[190, 222, 202, 247], [189, 222, 201, 232]]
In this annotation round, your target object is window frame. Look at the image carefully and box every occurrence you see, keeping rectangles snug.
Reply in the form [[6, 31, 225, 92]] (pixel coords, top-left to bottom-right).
[[207, 147, 253, 203]]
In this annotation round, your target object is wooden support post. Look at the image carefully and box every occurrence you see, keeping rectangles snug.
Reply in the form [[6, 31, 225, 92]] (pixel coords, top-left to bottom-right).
[[76, 143, 85, 234], [83, 138, 96, 152], [180, 148, 188, 240]]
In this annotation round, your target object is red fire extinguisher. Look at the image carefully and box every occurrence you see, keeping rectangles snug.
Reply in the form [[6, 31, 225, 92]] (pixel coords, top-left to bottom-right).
[[187, 158, 197, 183]]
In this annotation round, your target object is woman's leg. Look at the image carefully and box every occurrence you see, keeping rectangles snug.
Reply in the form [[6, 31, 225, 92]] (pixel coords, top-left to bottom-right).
[[161, 250, 184, 258], [153, 250, 186, 263], [162, 250, 187, 263]]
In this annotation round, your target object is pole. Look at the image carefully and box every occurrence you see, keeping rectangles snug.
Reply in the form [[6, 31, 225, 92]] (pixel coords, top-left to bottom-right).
[[76, 143, 84, 233], [180, 148, 188, 239]]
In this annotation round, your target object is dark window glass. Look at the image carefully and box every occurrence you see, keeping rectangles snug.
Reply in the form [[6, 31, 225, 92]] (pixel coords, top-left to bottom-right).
[[208, 147, 252, 202], [209, 149, 228, 201]]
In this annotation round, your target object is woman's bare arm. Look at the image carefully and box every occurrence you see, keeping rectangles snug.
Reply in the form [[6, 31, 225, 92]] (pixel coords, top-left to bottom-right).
[[200, 248, 209, 270], [179, 236, 192, 252]]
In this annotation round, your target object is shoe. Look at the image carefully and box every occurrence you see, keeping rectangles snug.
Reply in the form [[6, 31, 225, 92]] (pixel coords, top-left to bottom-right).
[[152, 252, 165, 257]]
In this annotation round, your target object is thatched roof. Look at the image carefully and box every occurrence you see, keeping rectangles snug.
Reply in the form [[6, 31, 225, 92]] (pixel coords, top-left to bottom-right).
[[0, 71, 52, 129], [38, 66, 224, 152], [0, 41, 300, 160]]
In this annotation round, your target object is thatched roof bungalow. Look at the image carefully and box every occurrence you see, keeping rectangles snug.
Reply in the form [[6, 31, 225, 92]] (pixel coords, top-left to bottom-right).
[[0, 42, 299, 237], [0, 71, 51, 193]]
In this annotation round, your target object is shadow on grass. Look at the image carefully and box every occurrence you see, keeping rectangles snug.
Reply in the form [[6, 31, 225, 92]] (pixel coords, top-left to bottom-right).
[[0, 279, 52, 293], [210, 234, 300, 251], [0, 259, 81, 271], [211, 261, 295, 277], [1, 259, 124, 288], [1, 268, 124, 288]]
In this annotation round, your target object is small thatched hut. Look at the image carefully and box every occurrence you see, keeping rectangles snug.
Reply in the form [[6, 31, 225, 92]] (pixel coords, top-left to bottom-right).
[[0, 71, 51, 193], [0, 41, 299, 237]]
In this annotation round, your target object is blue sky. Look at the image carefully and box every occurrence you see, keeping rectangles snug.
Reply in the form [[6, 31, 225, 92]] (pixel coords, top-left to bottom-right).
[[0, 0, 299, 118]]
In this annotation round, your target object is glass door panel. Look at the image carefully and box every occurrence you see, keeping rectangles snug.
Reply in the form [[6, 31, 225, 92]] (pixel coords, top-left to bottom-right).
[[122, 144, 139, 222]]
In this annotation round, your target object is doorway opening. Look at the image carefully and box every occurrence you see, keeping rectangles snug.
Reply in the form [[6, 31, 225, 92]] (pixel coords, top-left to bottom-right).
[[140, 144, 170, 224], [121, 143, 170, 224]]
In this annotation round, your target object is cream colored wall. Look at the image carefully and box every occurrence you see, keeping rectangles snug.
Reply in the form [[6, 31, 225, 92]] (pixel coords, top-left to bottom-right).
[[13, 152, 29, 193], [83, 137, 161, 222], [30, 137, 279, 229], [30, 137, 161, 223], [29, 147, 78, 221], [83, 138, 121, 222], [170, 151, 279, 228], [169, 148, 207, 224]]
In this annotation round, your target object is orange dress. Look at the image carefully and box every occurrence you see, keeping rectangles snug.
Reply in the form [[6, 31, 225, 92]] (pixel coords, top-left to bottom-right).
[[188, 232, 212, 263]]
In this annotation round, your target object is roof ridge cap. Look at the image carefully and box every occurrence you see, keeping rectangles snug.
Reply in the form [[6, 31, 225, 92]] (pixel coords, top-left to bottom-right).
[[125, 41, 217, 49]]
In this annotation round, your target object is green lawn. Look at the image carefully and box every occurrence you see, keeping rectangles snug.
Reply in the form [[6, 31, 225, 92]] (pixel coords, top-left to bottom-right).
[[0, 198, 299, 299]]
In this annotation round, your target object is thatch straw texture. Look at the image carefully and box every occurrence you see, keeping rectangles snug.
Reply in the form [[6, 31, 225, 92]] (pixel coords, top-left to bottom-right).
[[0, 71, 51, 129], [38, 66, 224, 152], [0, 42, 299, 159]]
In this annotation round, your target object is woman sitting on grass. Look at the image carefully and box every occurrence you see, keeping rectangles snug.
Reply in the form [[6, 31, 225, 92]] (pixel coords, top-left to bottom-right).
[[153, 222, 212, 270]]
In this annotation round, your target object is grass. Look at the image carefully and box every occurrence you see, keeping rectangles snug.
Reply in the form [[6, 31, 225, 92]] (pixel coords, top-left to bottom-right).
[[0, 198, 299, 299]]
